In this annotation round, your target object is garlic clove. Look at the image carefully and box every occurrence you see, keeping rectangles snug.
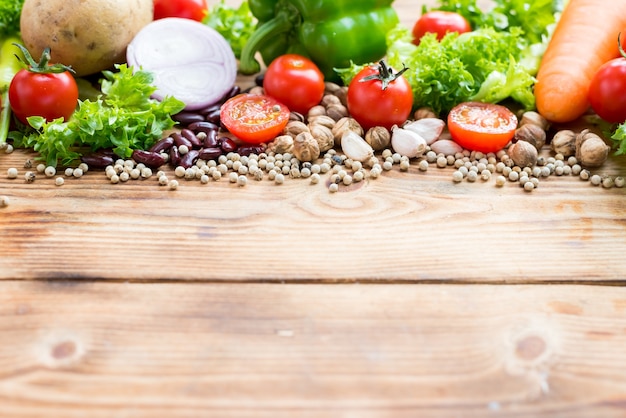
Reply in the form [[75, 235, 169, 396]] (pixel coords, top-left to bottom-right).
[[341, 131, 374, 162], [429, 139, 464, 156], [391, 126, 427, 158], [402, 118, 445, 145]]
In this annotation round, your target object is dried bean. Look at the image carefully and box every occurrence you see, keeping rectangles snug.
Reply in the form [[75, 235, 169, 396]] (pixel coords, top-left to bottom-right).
[[180, 128, 203, 149], [197, 103, 221, 116], [220, 137, 238, 153], [188, 121, 219, 134], [254, 73, 265, 87], [149, 136, 175, 154], [219, 85, 241, 104], [169, 146, 182, 167], [172, 111, 205, 126], [198, 147, 223, 161], [179, 149, 200, 168], [171, 132, 193, 149], [237, 145, 264, 156], [132, 149, 167, 168], [205, 108, 222, 124], [81, 152, 114, 168], [202, 129, 219, 148]]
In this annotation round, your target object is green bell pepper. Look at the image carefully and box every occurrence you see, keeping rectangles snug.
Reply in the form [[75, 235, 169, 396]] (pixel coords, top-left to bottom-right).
[[240, 0, 399, 81]]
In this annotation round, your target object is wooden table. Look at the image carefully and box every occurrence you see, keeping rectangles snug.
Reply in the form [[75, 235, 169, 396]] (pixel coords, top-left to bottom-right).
[[2, 0, 626, 416]]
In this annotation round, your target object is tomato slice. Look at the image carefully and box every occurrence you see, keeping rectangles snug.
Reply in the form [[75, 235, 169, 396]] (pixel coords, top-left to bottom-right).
[[220, 93, 290, 145], [447, 102, 517, 153]]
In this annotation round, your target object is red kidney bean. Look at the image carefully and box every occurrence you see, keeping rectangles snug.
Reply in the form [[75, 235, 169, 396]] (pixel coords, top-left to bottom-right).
[[188, 121, 219, 134], [132, 149, 167, 168], [169, 146, 181, 167], [237, 145, 264, 157], [202, 129, 219, 148], [180, 128, 202, 149], [205, 108, 222, 124], [220, 137, 238, 153], [198, 147, 223, 161], [179, 149, 200, 169], [149, 136, 175, 154], [197, 103, 221, 116], [172, 111, 205, 126], [171, 132, 193, 149], [81, 152, 114, 168], [218, 85, 241, 104]]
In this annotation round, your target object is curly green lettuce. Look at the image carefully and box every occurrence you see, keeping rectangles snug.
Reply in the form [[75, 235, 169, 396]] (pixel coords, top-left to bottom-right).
[[204, 0, 257, 59], [14, 64, 185, 167]]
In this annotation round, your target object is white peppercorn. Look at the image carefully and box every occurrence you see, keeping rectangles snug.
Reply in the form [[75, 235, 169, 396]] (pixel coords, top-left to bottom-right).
[[495, 175, 506, 187], [169, 179, 179, 190], [590, 174, 602, 186], [418, 160, 429, 171], [452, 170, 464, 183], [7, 167, 18, 179], [0, 195, 8, 207], [44, 166, 56, 177], [55, 177, 65, 186]]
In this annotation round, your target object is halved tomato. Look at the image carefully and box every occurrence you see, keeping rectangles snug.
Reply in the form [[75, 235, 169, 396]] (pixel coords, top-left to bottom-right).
[[220, 93, 290, 145], [447, 102, 517, 153]]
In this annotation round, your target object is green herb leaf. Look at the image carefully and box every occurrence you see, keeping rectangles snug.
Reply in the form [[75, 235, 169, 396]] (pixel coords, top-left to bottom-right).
[[15, 64, 185, 167], [204, 0, 257, 59], [611, 123, 626, 155]]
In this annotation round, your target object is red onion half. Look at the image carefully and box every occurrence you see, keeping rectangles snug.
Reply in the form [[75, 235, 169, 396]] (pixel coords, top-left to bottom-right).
[[126, 17, 237, 110]]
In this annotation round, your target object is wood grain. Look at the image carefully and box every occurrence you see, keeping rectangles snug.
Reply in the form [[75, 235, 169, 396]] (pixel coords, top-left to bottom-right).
[[1, 281, 626, 417], [0, 1, 625, 282]]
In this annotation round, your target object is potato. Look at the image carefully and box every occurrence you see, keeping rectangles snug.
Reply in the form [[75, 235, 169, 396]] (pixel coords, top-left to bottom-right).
[[20, 0, 154, 76]]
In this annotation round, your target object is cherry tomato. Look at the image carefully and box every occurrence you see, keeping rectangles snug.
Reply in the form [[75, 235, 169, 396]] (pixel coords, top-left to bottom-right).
[[347, 61, 413, 131], [412, 11, 471, 45], [588, 57, 626, 124], [447, 102, 517, 153], [153, 0, 207, 21], [9, 68, 78, 125], [263, 54, 325, 115], [220, 93, 290, 145]]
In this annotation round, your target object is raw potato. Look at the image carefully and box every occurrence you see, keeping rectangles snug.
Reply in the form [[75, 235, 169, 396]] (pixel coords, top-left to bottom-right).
[[20, 0, 153, 76]]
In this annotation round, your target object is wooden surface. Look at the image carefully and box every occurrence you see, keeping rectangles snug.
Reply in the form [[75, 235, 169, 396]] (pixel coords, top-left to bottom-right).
[[1, 0, 626, 415]]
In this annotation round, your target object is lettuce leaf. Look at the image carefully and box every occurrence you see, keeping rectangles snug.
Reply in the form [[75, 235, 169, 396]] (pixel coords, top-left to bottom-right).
[[385, 26, 537, 114], [14, 64, 185, 167]]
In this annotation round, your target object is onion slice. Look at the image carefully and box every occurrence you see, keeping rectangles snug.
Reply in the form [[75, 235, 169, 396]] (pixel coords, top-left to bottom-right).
[[126, 17, 237, 110]]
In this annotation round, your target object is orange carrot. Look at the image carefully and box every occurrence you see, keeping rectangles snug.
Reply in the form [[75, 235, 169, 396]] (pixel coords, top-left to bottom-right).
[[535, 0, 626, 123]]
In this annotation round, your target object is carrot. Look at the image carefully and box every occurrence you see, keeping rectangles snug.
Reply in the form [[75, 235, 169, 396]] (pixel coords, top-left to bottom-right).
[[534, 0, 626, 123]]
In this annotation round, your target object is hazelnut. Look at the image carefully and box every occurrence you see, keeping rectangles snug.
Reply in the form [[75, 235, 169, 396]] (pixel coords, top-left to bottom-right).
[[309, 123, 335, 152], [413, 107, 437, 120], [307, 105, 326, 120], [284, 121, 310, 138], [293, 132, 320, 162], [365, 126, 391, 151], [326, 103, 349, 121], [519, 111, 550, 131], [332, 117, 364, 146], [267, 135, 294, 154], [514, 124, 546, 150], [575, 130, 610, 168], [508, 140, 538, 168], [551, 130, 577, 157], [307, 115, 335, 130]]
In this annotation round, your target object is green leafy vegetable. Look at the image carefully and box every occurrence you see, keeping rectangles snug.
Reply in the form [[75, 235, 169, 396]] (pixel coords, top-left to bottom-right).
[[14, 64, 185, 167], [204, 0, 257, 59], [0, 0, 23, 38], [426, 0, 564, 44], [611, 124, 626, 155], [385, 26, 538, 115]]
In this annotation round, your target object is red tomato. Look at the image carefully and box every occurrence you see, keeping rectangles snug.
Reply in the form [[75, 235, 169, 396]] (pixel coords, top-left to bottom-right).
[[347, 61, 413, 131], [153, 0, 207, 21], [412, 11, 471, 45], [263, 54, 325, 115], [588, 57, 626, 124], [447, 102, 517, 153], [9, 69, 78, 125], [220, 93, 290, 145]]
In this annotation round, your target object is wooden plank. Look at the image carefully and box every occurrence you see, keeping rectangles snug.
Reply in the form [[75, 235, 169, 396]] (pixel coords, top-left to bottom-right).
[[2, 146, 626, 282], [1, 281, 626, 417], [1, 0, 626, 282]]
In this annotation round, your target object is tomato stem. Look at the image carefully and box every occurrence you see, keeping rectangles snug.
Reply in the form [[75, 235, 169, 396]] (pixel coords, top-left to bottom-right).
[[619, 33, 626, 59], [359, 60, 409, 90], [13, 43, 75, 75]]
